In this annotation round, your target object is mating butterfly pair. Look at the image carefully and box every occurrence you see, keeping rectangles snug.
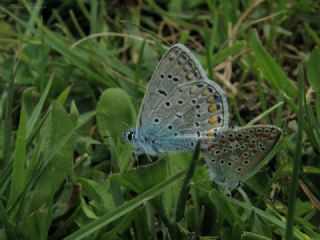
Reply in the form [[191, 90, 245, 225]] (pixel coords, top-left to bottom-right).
[[124, 44, 281, 191]]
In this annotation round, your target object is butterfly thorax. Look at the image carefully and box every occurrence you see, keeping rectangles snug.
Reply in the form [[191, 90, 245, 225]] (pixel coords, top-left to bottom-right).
[[122, 44, 281, 192], [123, 128, 160, 155], [124, 126, 199, 156]]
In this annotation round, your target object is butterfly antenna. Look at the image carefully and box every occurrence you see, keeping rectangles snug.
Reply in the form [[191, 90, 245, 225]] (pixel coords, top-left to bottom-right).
[[146, 154, 152, 163], [190, 178, 212, 189], [190, 181, 211, 193], [120, 120, 131, 128], [132, 152, 140, 166], [119, 20, 170, 46]]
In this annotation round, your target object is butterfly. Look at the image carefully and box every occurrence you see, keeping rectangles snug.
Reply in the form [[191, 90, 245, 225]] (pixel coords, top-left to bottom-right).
[[203, 125, 281, 190], [123, 44, 229, 155], [123, 44, 281, 191]]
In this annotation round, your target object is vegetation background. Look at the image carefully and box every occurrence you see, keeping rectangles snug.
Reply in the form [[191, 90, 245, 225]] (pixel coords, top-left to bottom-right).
[[0, 0, 319, 239]]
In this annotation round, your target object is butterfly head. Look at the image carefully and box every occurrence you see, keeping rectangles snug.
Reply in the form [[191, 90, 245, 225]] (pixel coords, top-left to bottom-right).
[[123, 128, 145, 155], [123, 128, 136, 143]]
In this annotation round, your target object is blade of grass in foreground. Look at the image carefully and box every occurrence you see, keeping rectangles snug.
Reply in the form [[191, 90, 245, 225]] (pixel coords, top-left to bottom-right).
[[209, 189, 244, 235], [0, 200, 17, 239], [8, 104, 27, 207], [64, 170, 186, 240], [175, 141, 200, 222], [250, 31, 297, 98], [229, 198, 308, 240], [2, 58, 19, 165], [26, 74, 53, 140], [172, 142, 200, 239], [285, 69, 304, 240], [247, 101, 284, 126]]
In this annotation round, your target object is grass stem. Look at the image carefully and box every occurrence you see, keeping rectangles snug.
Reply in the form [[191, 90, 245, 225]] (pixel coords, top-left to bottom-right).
[[285, 69, 304, 240]]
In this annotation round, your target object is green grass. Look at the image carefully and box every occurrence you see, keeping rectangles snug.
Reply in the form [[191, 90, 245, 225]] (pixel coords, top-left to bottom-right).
[[0, 0, 320, 239]]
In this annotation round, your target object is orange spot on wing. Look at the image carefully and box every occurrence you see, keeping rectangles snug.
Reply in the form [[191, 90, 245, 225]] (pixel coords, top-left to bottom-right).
[[202, 88, 210, 96], [248, 143, 256, 149], [208, 104, 217, 113], [256, 129, 263, 136], [208, 142, 219, 149], [194, 70, 201, 78], [209, 116, 217, 125], [235, 135, 242, 140], [227, 134, 235, 141], [207, 96, 214, 103], [207, 129, 215, 138], [220, 138, 227, 144], [262, 131, 270, 138], [186, 73, 193, 80]]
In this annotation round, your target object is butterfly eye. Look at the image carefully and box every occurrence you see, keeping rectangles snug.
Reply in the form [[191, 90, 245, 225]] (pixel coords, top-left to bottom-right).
[[127, 131, 134, 141]]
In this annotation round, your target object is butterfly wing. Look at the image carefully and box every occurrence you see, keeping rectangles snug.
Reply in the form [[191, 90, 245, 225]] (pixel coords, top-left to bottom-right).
[[203, 125, 281, 190], [136, 44, 229, 152]]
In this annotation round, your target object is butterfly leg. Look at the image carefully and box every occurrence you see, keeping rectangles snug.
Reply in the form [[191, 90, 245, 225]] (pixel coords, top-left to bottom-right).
[[236, 181, 244, 194], [236, 181, 242, 188], [146, 154, 152, 163], [132, 151, 140, 166], [224, 188, 232, 197], [223, 181, 242, 196]]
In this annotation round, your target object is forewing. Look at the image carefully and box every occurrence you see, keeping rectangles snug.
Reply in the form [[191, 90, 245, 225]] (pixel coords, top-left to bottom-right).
[[153, 81, 228, 139], [136, 44, 229, 133], [203, 125, 281, 190]]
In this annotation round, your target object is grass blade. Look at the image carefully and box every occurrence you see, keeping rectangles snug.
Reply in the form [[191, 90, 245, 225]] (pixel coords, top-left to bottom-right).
[[285, 69, 304, 240], [229, 198, 308, 240], [247, 101, 284, 125], [250, 31, 297, 98], [64, 170, 186, 240], [175, 141, 200, 222], [8, 104, 27, 206], [26, 73, 53, 139], [2, 58, 19, 165]]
